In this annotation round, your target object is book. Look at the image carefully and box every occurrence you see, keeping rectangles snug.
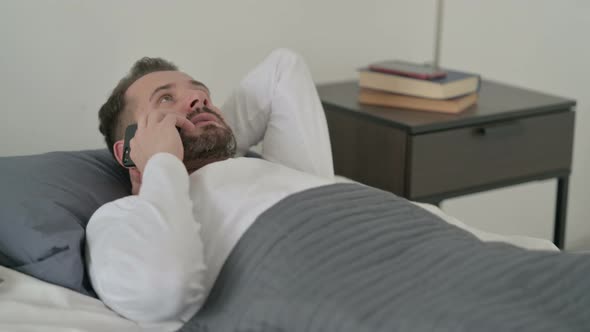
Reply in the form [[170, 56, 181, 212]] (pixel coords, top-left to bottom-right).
[[369, 60, 447, 80], [358, 67, 480, 100], [358, 88, 478, 114]]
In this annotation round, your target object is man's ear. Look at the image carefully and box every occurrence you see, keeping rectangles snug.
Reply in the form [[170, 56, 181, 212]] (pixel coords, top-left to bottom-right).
[[113, 140, 126, 168]]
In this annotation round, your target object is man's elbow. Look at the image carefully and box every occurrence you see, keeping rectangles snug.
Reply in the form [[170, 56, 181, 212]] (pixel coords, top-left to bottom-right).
[[93, 261, 207, 324]]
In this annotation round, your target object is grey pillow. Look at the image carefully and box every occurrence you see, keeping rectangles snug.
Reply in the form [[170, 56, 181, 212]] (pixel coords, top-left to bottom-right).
[[0, 149, 131, 296]]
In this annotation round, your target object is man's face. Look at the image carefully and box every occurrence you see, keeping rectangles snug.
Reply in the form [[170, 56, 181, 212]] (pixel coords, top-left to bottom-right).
[[125, 71, 236, 167]]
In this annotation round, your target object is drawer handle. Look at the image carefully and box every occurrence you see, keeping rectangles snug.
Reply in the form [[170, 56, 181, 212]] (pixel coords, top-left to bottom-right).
[[474, 121, 524, 137]]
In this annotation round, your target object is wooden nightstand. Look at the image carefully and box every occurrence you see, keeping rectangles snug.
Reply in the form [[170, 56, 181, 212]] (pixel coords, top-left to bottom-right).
[[317, 80, 576, 249]]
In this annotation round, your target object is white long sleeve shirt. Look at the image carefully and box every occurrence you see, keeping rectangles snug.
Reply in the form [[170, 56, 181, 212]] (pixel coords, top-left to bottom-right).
[[86, 153, 333, 325]]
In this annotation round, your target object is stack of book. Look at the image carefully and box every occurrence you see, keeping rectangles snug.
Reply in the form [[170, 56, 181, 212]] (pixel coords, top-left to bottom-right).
[[358, 61, 481, 114]]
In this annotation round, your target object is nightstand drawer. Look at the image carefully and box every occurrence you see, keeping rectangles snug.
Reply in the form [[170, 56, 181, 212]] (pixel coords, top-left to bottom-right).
[[408, 111, 574, 198]]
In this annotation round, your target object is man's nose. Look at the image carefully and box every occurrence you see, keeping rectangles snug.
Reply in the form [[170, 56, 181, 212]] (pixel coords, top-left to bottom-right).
[[187, 92, 210, 111]]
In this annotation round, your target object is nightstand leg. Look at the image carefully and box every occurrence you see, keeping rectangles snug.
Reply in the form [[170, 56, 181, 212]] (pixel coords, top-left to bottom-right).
[[553, 176, 569, 249]]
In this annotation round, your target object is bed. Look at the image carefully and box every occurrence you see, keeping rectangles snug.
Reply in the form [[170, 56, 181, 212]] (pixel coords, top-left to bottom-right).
[[3, 149, 584, 332]]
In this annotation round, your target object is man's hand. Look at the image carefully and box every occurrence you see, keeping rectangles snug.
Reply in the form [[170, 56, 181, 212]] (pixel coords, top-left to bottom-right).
[[129, 111, 196, 173]]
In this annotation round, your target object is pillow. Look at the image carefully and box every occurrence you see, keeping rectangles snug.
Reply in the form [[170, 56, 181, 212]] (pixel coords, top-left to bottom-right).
[[0, 149, 131, 296]]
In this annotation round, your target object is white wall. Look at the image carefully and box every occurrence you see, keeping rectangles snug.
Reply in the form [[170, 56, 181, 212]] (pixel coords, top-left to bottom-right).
[[0, 0, 434, 154], [0, 1, 588, 249]]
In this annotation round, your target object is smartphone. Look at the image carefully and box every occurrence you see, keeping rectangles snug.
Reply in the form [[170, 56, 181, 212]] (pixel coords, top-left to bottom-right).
[[369, 60, 447, 80], [122, 124, 182, 168], [122, 124, 138, 168]]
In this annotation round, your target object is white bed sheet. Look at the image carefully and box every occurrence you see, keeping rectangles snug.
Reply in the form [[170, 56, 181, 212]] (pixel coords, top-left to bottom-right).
[[413, 201, 559, 252], [0, 266, 180, 332], [0, 201, 558, 332]]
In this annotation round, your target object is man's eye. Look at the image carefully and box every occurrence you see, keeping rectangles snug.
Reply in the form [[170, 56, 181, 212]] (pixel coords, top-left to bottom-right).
[[158, 94, 174, 104]]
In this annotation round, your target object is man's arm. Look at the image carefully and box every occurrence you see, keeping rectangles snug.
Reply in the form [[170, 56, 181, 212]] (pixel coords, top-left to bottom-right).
[[221, 48, 334, 179], [88, 112, 203, 323], [86, 152, 206, 323]]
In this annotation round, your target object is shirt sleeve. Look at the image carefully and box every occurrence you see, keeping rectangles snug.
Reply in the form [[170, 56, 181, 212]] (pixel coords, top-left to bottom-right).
[[220, 48, 334, 179], [86, 153, 206, 324]]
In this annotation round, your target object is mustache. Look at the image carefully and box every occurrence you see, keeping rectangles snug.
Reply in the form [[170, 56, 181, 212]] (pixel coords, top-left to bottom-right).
[[186, 107, 224, 124]]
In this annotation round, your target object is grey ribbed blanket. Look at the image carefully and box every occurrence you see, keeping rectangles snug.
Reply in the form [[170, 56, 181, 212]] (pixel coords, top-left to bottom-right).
[[179, 183, 590, 332]]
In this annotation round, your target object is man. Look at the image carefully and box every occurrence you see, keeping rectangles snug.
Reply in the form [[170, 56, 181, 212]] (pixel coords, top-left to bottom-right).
[[88, 48, 337, 323], [87, 49, 570, 330]]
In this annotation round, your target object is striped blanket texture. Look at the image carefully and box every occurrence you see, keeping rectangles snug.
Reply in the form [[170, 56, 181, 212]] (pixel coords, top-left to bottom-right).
[[179, 183, 590, 332]]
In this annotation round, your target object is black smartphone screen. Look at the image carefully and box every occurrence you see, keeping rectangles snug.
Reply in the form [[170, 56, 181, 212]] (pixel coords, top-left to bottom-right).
[[122, 124, 138, 168]]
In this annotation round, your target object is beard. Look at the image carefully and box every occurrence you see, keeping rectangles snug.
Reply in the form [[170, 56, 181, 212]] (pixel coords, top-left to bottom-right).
[[180, 108, 237, 164]]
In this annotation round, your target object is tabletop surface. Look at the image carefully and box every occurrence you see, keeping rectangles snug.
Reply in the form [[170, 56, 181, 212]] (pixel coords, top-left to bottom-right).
[[317, 80, 576, 134]]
